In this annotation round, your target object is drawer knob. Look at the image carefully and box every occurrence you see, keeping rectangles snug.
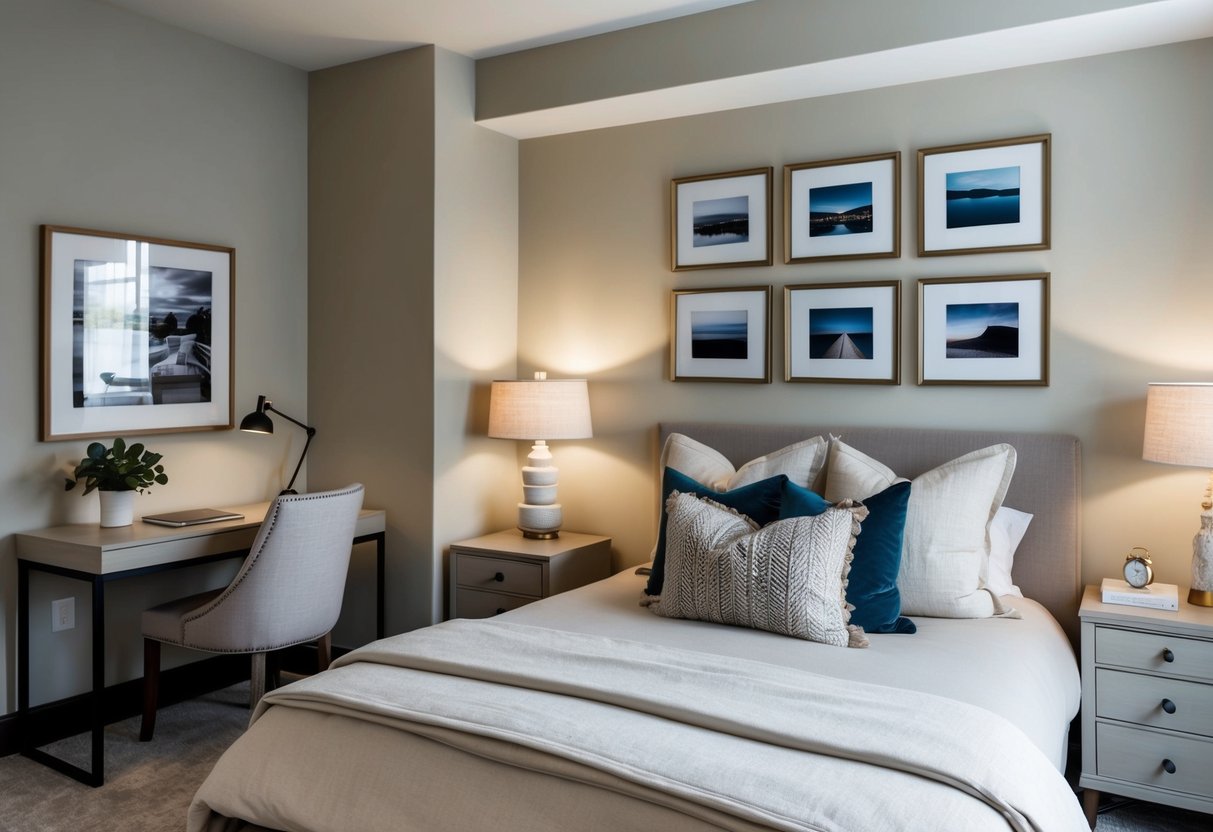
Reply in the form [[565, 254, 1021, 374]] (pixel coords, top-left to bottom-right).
[[1162, 758, 1177, 775], [493, 571, 505, 582], [1161, 698, 1177, 715], [1162, 648, 1175, 663], [494, 607, 506, 615]]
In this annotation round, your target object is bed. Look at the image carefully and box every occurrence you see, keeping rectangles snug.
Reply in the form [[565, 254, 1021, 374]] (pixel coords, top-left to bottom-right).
[[189, 422, 1087, 832]]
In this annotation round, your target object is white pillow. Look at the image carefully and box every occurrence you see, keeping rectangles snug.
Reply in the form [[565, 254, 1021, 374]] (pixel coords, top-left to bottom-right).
[[987, 506, 1032, 598], [660, 433, 827, 493], [824, 439, 1017, 618]]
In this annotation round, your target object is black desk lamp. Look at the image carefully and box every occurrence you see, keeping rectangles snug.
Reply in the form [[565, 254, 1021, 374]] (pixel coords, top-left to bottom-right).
[[239, 394, 315, 495]]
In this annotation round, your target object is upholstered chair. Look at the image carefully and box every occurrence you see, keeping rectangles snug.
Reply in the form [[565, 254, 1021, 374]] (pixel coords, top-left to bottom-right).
[[139, 483, 365, 741]]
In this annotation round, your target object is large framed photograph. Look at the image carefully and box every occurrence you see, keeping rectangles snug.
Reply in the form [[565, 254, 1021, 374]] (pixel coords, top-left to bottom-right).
[[917, 134, 1050, 257], [784, 152, 900, 263], [671, 167, 772, 270], [785, 280, 900, 384], [41, 225, 234, 440], [918, 273, 1049, 386], [670, 286, 771, 382]]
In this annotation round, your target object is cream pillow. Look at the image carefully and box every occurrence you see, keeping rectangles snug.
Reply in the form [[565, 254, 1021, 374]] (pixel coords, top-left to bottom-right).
[[987, 506, 1032, 598], [660, 433, 827, 492], [824, 440, 1017, 618]]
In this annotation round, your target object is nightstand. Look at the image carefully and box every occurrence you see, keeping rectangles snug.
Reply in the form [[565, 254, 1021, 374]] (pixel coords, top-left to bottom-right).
[[448, 530, 611, 619], [1079, 585, 1213, 827]]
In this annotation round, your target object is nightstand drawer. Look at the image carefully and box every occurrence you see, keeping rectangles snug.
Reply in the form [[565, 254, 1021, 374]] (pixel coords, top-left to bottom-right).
[[1096, 668, 1213, 738], [455, 554, 543, 597], [1096, 723, 1213, 798], [454, 589, 533, 619], [1096, 626, 1213, 682]]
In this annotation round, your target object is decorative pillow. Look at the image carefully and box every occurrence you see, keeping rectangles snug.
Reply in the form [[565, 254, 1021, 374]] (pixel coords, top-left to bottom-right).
[[823, 439, 1017, 618], [644, 468, 785, 596], [779, 479, 916, 634], [987, 506, 1032, 598], [660, 433, 827, 493], [645, 491, 869, 648]]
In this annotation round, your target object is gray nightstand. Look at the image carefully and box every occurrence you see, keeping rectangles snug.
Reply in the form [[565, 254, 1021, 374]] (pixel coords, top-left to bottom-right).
[[1079, 585, 1213, 827], [448, 530, 611, 619]]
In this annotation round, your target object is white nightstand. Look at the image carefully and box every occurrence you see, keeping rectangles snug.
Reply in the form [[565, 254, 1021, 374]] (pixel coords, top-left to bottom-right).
[[448, 530, 611, 619], [1078, 585, 1213, 827]]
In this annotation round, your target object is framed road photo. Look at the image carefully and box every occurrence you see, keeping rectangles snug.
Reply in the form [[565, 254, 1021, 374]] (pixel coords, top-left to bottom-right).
[[671, 167, 773, 270], [784, 281, 900, 384], [917, 134, 1050, 256], [918, 273, 1049, 386], [784, 152, 900, 263], [41, 225, 235, 440], [670, 286, 771, 382]]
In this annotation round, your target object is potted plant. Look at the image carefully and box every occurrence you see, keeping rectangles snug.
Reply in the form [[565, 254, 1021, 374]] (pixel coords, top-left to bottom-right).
[[65, 438, 168, 527]]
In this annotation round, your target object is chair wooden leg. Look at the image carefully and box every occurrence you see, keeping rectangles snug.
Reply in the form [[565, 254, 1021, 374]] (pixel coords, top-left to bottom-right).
[[249, 652, 266, 710], [317, 632, 332, 672], [140, 639, 160, 742], [267, 650, 281, 692]]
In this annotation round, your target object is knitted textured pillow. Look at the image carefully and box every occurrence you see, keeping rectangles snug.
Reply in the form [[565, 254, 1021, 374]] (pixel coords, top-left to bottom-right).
[[645, 491, 869, 648]]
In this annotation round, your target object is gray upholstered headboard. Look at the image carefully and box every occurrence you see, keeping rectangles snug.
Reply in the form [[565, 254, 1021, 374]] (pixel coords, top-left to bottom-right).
[[660, 422, 1082, 647]]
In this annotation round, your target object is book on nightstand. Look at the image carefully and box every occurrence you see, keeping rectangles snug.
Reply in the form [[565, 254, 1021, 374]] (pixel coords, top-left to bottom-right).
[[1100, 578, 1179, 611]]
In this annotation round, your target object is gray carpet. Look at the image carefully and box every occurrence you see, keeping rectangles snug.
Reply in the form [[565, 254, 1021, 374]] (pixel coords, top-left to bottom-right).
[[0, 682, 1208, 831]]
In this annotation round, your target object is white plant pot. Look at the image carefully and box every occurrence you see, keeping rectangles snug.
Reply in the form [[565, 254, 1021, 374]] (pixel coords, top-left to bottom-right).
[[99, 490, 135, 528]]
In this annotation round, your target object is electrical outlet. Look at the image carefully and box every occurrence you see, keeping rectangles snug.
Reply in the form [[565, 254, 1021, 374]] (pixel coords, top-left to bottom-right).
[[51, 597, 75, 632]]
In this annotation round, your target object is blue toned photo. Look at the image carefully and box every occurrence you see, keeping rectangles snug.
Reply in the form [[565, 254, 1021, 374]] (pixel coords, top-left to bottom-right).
[[945, 166, 1020, 229], [808, 307, 873, 360], [946, 302, 1019, 358], [692, 195, 749, 247], [691, 309, 748, 359], [808, 182, 873, 237]]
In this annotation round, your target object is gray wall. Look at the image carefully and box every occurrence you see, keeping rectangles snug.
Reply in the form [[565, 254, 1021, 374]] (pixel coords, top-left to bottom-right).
[[0, 0, 308, 712], [517, 39, 1213, 590]]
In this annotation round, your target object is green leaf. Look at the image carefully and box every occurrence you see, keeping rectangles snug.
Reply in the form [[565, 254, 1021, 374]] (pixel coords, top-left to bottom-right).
[[64, 478, 76, 491], [155, 474, 168, 485], [86, 442, 106, 460], [124, 476, 139, 489], [113, 437, 126, 457], [129, 442, 145, 458]]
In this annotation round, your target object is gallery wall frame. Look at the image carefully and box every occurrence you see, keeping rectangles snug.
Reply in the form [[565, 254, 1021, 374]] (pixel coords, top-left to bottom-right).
[[41, 225, 235, 441], [784, 152, 900, 263], [784, 280, 901, 384], [671, 167, 773, 271], [670, 285, 771, 383], [917, 273, 1050, 386], [917, 134, 1051, 257]]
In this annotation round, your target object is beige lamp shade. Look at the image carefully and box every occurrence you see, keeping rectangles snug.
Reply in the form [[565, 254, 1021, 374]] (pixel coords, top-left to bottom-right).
[[1142, 383, 1213, 468], [488, 377, 592, 441]]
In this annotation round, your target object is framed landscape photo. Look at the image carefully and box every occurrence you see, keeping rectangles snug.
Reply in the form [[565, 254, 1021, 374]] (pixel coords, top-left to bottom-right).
[[917, 273, 1049, 386], [41, 225, 235, 440], [784, 152, 900, 263], [670, 286, 771, 382], [784, 280, 900, 384], [917, 134, 1050, 256], [671, 167, 773, 270]]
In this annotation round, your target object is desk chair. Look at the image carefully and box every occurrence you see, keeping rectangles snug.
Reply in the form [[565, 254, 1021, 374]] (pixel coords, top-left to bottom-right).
[[139, 483, 364, 741]]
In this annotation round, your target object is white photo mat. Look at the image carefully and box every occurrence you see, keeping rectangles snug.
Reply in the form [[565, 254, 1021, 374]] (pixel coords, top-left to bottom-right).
[[671, 286, 770, 382], [786, 154, 899, 262], [672, 168, 772, 270], [785, 282, 900, 383]]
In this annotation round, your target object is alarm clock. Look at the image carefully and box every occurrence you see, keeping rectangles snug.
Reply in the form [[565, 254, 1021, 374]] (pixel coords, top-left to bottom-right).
[[1123, 547, 1154, 589]]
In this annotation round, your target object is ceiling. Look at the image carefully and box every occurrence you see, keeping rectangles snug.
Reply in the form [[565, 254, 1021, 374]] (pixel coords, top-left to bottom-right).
[[99, 0, 752, 70]]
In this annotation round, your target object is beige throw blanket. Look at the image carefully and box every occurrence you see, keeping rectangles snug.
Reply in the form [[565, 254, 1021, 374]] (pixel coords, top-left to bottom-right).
[[191, 620, 1087, 832]]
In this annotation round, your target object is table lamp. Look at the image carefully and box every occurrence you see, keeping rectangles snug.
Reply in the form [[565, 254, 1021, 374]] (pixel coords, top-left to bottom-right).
[[1142, 382, 1213, 606], [488, 372, 592, 539], [240, 394, 316, 495]]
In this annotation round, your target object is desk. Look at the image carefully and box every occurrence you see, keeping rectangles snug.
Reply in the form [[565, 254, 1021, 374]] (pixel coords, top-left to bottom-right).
[[15, 501, 386, 786]]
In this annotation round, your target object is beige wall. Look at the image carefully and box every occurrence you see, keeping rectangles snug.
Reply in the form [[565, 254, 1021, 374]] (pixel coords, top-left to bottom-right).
[[517, 39, 1213, 590], [0, 0, 308, 712]]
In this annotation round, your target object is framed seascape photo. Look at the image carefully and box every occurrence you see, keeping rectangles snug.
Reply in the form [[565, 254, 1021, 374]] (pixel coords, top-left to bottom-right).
[[917, 134, 1050, 257], [784, 281, 900, 384], [41, 225, 235, 440], [671, 167, 772, 271], [917, 273, 1049, 386], [784, 152, 900, 263], [670, 286, 771, 383]]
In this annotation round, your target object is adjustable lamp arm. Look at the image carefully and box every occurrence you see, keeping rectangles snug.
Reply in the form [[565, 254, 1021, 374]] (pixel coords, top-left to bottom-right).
[[263, 404, 316, 495]]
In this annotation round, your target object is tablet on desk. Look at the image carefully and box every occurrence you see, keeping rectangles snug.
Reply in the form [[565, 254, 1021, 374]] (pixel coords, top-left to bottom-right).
[[142, 508, 245, 527]]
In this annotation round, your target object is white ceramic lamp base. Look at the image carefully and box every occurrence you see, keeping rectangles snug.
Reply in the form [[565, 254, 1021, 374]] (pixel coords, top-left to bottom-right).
[[1190, 509, 1213, 606], [517, 442, 562, 539]]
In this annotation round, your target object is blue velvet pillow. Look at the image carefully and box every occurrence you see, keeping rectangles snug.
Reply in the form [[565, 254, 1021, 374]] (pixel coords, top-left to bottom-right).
[[779, 479, 916, 634], [645, 468, 786, 596]]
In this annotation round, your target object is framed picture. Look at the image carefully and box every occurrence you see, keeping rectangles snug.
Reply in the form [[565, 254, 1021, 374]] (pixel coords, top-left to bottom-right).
[[41, 225, 235, 440], [917, 273, 1049, 386], [784, 280, 900, 384], [670, 286, 771, 382], [671, 167, 772, 270], [784, 152, 900, 263], [917, 134, 1050, 256]]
